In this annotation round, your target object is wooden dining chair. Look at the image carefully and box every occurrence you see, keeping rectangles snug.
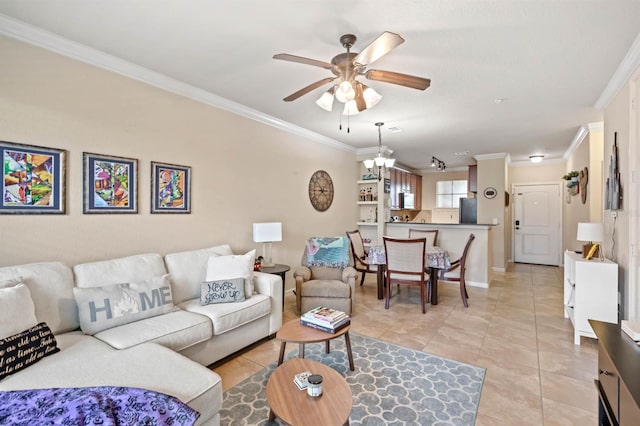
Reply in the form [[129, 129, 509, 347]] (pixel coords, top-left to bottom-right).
[[346, 229, 376, 286], [408, 229, 438, 247], [383, 237, 429, 314], [439, 234, 475, 307]]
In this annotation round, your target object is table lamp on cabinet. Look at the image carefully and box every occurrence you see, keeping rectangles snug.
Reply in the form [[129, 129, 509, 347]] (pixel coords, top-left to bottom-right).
[[577, 222, 604, 260], [253, 222, 282, 267]]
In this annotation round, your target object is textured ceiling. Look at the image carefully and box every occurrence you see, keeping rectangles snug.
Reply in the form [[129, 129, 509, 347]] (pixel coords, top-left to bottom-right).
[[1, 0, 639, 170]]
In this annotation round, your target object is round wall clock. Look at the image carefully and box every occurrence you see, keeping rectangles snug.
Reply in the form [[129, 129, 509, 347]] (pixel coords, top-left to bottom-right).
[[483, 187, 497, 199], [308, 170, 334, 212]]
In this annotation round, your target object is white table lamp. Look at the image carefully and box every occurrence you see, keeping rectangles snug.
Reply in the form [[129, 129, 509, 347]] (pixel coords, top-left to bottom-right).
[[577, 222, 603, 260], [253, 222, 282, 267]]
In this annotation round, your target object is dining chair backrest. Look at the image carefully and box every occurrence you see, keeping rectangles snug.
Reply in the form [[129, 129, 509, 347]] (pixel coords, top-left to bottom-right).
[[408, 229, 438, 247], [346, 229, 366, 260], [383, 237, 426, 280]]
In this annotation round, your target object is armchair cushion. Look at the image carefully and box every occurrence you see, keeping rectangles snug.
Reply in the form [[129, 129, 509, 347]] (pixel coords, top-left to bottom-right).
[[297, 279, 352, 299]]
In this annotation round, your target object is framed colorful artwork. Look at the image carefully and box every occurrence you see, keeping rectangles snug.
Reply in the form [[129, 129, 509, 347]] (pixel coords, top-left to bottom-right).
[[151, 161, 191, 214], [1, 141, 66, 214], [83, 152, 137, 214]]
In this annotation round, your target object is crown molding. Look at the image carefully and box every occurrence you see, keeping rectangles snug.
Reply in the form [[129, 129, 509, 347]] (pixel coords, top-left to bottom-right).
[[562, 121, 603, 160], [509, 157, 566, 167], [587, 121, 604, 132], [0, 14, 355, 153], [595, 32, 640, 110]]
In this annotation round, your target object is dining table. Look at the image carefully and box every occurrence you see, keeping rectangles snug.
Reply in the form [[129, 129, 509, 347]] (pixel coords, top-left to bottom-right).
[[367, 244, 451, 305]]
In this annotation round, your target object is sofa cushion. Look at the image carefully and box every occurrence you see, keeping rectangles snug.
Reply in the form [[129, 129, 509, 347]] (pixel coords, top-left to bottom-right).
[[0, 282, 38, 340], [164, 244, 234, 304], [205, 250, 256, 299], [0, 262, 78, 334], [73, 253, 167, 288], [73, 274, 174, 335], [92, 310, 212, 351], [0, 333, 222, 425], [179, 293, 271, 335], [200, 277, 245, 305], [0, 322, 60, 380]]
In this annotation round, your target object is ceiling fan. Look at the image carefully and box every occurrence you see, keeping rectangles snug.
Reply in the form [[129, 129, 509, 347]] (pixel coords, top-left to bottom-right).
[[273, 31, 430, 115]]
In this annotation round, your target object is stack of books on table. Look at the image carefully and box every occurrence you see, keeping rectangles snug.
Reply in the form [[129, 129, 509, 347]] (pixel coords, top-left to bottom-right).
[[300, 306, 350, 333]]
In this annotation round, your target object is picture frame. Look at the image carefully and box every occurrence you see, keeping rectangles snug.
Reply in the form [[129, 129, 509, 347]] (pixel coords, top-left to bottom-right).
[[150, 161, 191, 214], [1, 141, 66, 214], [83, 152, 137, 214]]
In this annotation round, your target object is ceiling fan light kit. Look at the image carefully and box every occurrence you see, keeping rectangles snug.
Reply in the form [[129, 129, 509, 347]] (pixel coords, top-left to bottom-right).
[[274, 31, 430, 117]]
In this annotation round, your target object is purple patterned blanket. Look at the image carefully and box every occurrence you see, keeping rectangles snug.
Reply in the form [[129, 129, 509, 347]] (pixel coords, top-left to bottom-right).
[[0, 386, 199, 425]]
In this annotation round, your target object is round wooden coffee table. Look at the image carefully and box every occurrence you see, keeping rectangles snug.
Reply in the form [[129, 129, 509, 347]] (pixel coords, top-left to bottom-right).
[[276, 318, 354, 371], [267, 357, 352, 425]]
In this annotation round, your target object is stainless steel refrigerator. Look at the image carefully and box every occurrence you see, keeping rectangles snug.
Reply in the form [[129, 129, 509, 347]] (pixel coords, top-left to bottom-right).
[[459, 198, 477, 224]]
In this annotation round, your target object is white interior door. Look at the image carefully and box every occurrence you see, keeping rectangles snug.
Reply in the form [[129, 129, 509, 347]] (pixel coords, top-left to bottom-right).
[[513, 183, 562, 265]]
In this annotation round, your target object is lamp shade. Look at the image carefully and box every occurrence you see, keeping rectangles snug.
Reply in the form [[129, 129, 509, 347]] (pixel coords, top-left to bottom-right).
[[577, 222, 603, 243], [253, 222, 282, 243]]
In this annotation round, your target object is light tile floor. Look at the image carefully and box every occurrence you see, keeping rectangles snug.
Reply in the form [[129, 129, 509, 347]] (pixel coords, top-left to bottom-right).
[[212, 263, 598, 425]]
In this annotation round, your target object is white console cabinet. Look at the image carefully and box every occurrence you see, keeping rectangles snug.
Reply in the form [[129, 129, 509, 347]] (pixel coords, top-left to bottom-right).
[[563, 251, 618, 344]]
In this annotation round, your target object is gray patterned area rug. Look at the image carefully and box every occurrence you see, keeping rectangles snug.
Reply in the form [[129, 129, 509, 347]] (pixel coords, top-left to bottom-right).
[[219, 333, 485, 425]]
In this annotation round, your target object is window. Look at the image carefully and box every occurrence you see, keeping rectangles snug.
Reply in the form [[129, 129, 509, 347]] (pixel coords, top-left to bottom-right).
[[436, 180, 468, 208]]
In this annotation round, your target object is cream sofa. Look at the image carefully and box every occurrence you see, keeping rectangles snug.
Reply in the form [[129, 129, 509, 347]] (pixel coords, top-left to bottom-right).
[[0, 244, 283, 426]]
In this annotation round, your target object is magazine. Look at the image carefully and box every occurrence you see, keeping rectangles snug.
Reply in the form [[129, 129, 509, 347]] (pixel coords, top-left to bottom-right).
[[302, 306, 348, 324]]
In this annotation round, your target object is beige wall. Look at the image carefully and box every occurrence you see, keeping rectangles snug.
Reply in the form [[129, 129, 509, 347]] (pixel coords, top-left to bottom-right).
[[589, 130, 604, 222], [564, 136, 591, 252], [477, 156, 506, 270], [0, 36, 359, 292], [604, 78, 633, 319]]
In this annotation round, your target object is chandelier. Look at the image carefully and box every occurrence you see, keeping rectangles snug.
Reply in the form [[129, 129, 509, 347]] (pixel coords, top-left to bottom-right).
[[430, 156, 446, 172], [364, 122, 395, 181]]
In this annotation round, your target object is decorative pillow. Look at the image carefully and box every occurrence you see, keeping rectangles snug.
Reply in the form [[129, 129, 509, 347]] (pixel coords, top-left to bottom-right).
[[73, 274, 174, 335], [0, 322, 60, 380], [205, 250, 256, 299], [200, 277, 246, 305], [0, 282, 38, 340]]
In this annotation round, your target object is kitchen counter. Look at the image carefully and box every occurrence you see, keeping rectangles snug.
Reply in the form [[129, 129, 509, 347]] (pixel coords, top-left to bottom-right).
[[385, 222, 492, 287]]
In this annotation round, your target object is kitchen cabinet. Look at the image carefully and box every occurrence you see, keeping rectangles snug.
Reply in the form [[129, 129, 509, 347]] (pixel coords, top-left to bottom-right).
[[563, 251, 618, 345], [468, 165, 477, 193], [389, 168, 422, 210]]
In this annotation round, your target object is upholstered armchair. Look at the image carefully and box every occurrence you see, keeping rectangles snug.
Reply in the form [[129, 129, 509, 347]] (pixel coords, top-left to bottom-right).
[[293, 237, 357, 315]]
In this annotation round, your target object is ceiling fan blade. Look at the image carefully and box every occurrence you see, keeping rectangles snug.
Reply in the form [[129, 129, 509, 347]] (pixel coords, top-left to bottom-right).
[[353, 31, 404, 66], [354, 83, 366, 111], [365, 69, 431, 90], [273, 53, 333, 70], [283, 77, 336, 102]]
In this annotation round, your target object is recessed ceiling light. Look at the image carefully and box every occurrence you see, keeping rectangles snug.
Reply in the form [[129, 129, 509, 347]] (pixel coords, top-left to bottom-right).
[[529, 155, 544, 163], [454, 151, 470, 156], [494, 98, 508, 104], [387, 126, 402, 133]]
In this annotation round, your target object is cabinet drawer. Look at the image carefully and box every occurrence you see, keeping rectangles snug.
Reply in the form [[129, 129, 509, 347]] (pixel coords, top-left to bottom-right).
[[599, 344, 619, 423], [620, 382, 640, 425]]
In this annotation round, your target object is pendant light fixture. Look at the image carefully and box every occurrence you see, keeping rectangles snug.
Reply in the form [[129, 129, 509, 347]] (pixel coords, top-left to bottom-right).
[[363, 122, 395, 181]]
